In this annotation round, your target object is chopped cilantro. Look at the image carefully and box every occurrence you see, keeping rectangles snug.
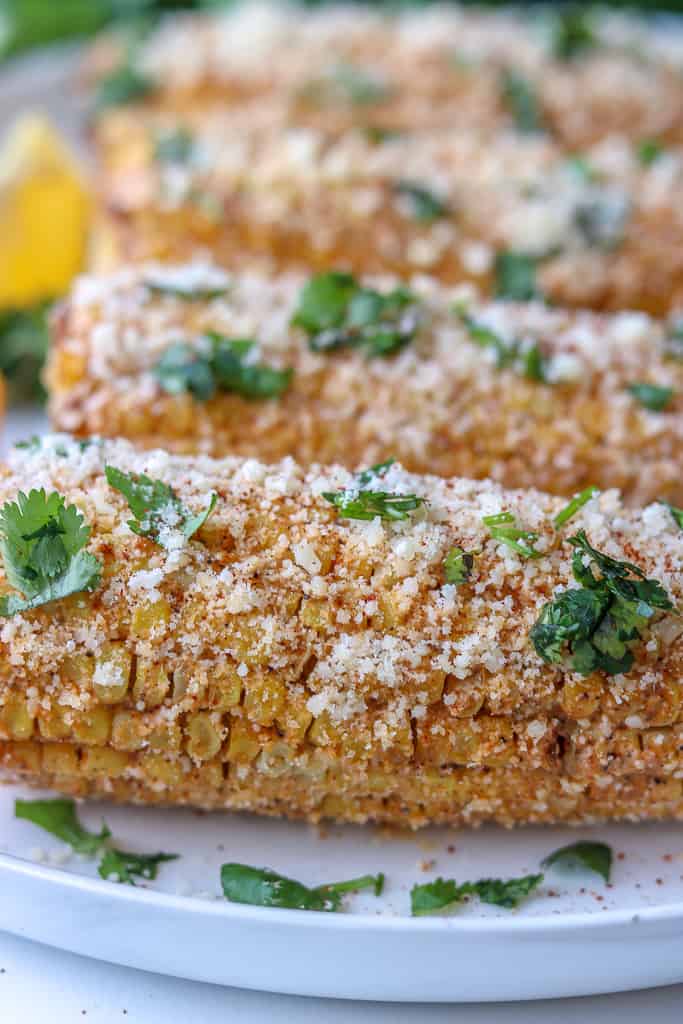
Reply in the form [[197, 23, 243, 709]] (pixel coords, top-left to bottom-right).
[[145, 277, 228, 300], [94, 59, 155, 110], [99, 849, 179, 886], [0, 303, 50, 401], [443, 546, 475, 585], [457, 308, 549, 381], [531, 529, 673, 676], [155, 337, 292, 400], [105, 465, 216, 546], [292, 272, 420, 358], [566, 154, 598, 183], [542, 841, 612, 883], [574, 193, 629, 249], [550, 7, 597, 60], [15, 798, 110, 856], [553, 486, 598, 528], [660, 501, 683, 530], [411, 873, 543, 916], [483, 511, 542, 559], [153, 127, 194, 164], [628, 382, 674, 412], [0, 490, 102, 617], [500, 69, 543, 134], [16, 798, 178, 886], [221, 863, 384, 912], [665, 320, 683, 360], [323, 460, 425, 522], [302, 63, 391, 107], [493, 251, 539, 301], [637, 139, 664, 167], [394, 181, 449, 223], [361, 125, 403, 144]]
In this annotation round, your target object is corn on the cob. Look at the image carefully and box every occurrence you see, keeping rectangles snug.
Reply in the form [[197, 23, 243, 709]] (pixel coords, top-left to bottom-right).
[[46, 262, 683, 505], [0, 435, 681, 827], [90, 118, 683, 315], [87, 2, 683, 150]]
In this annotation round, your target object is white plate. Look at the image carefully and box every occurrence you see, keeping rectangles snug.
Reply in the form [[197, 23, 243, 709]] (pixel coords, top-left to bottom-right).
[[2, 782, 683, 1002]]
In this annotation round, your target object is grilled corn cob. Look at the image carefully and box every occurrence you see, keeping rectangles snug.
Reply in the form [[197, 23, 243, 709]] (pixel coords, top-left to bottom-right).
[[87, 2, 683, 150], [46, 262, 683, 505], [90, 119, 683, 315], [0, 436, 681, 827]]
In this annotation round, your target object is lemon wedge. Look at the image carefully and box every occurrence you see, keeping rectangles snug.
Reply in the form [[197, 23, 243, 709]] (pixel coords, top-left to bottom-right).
[[0, 113, 90, 309]]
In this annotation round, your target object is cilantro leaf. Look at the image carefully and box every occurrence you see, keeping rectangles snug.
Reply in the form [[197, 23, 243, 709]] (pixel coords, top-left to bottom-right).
[[628, 382, 674, 412], [500, 70, 544, 134], [99, 849, 179, 886], [323, 490, 425, 522], [531, 529, 673, 676], [660, 501, 683, 530], [637, 139, 664, 167], [411, 873, 543, 916], [553, 486, 598, 528], [153, 127, 194, 165], [494, 251, 539, 301], [665, 320, 683, 361], [292, 272, 420, 358], [394, 181, 449, 223], [15, 798, 110, 856], [154, 337, 292, 400], [105, 465, 216, 546], [443, 546, 475, 585], [0, 490, 102, 617], [542, 841, 612, 883], [302, 63, 391, 107], [220, 863, 384, 912], [550, 7, 597, 60], [94, 60, 155, 111], [483, 511, 542, 559], [457, 308, 549, 382], [145, 277, 228, 301], [0, 303, 50, 401], [574, 193, 629, 249]]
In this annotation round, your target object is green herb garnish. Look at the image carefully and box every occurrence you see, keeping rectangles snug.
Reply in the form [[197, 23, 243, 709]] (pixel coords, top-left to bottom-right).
[[483, 511, 542, 559], [665, 320, 683, 361], [0, 303, 50, 401], [16, 798, 178, 886], [323, 460, 424, 522], [542, 841, 612, 883], [457, 308, 548, 381], [94, 60, 155, 111], [494, 251, 539, 302], [0, 490, 102, 617], [553, 486, 598, 528], [153, 127, 194, 164], [628, 382, 674, 412], [361, 125, 403, 144], [105, 466, 216, 546], [411, 873, 543, 916], [145, 278, 228, 300], [574, 194, 629, 249], [221, 863, 384, 912], [99, 849, 179, 886], [566, 154, 598, 183], [660, 501, 683, 530], [292, 272, 420, 358], [550, 7, 597, 60], [443, 546, 475, 585], [637, 139, 664, 167], [531, 529, 673, 676], [500, 69, 543, 134], [154, 337, 292, 400], [394, 181, 449, 223], [302, 63, 391, 107], [16, 798, 110, 856]]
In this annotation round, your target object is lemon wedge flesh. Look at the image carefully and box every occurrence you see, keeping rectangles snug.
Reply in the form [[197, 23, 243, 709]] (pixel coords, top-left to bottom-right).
[[0, 114, 90, 309]]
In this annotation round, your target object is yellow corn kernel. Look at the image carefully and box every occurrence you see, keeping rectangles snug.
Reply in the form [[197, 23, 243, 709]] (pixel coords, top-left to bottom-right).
[[307, 712, 339, 748], [243, 671, 286, 727], [205, 664, 242, 711], [318, 794, 347, 819], [72, 705, 112, 745], [0, 695, 34, 740], [132, 658, 171, 709], [131, 598, 171, 639], [81, 746, 129, 778], [185, 712, 223, 761], [61, 652, 95, 687], [281, 592, 302, 617], [194, 757, 224, 789], [224, 619, 272, 665], [141, 753, 184, 787], [561, 675, 603, 719], [0, 739, 42, 773], [443, 676, 485, 718], [300, 598, 331, 631], [225, 718, 261, 763], [275, 695, 312, 745], [422, 670, 446, 705], [93, 642, 132, 704], [38, 705, 72, 741], [111, 710, 145, 751], [42, 742, 79, 776]]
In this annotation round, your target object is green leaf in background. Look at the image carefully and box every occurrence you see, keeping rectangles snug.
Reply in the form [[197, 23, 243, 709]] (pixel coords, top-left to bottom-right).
[[500, 69, 544, 134], [393, 180, 449, 223], [493, 251, 539, 302], [541, 841, 613, 883], [627, 382, 674, 411], [0, 304, 50, 401], [15, 798, 110, 855]]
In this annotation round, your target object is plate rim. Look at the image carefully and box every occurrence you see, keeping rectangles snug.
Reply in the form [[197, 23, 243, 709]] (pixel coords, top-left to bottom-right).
[[3, 850, 683, 935]]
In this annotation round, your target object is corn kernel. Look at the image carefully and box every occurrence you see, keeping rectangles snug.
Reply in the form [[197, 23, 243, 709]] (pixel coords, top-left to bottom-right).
[[93, 643, 132, 704], [133, 658, 170, 708], [225, 718, 261, 763], [81, 746, 129, 778], [244, 672, 286, 726], [131, 598, 171, 638], [42, 742, 79, 776], [72, 706, 112, 745], [0, 695, 34, 740], [185, 712, 222, 761]]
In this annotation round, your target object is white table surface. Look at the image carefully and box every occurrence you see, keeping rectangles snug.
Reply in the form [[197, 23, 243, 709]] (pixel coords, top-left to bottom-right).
[[1, 931, 682, 1023]]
